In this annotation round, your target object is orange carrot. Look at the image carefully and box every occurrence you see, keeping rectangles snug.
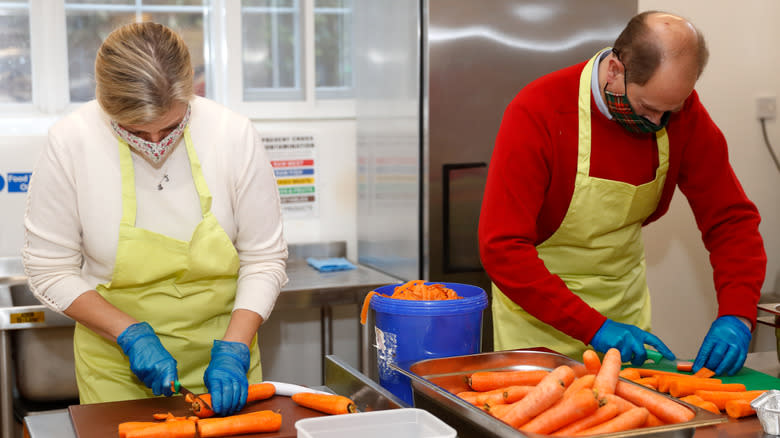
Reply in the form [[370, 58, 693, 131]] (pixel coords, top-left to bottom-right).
[[680, 395, 720, 414], [697, 400, 721, 415], [468, 369, 549, 391], [498, 365, 575, 428], [602, 393, 638, 414], [615, 381, 695, 424], [291, 392, 358, 415], [125, 420, 196, 438], [657, 375, 722, 393], [576, 407, 649, 436], [679, 395, 705, 405], [643, 412, 665, 428], [552, 401, 620, 436], [676, 361, 694, 372], [191, 383, 276, 418], [669, 380, 746, 398], [619, 368, 641, 381], [197, 410, 282, 437], [503, 385, 535, 403], [563, 374, 595, 400], [582, 350, 601, 374], [456, 389, 504, 407], [593, 348, 621, 396], [694, 390, 767, 411], [635, 376, 659, 390], [118, 422, 159, 438], [152, 412, 173, 421], [693, 367, 716, 379], [487, 403, 513, 418], [725, 399, 756, 419], [520, 388, 599, 434], [624, 368, 684, 378]]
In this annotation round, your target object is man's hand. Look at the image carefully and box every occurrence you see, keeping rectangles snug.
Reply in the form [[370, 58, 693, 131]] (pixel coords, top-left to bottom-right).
[[693, 316, 751, 376], [590, 319, 675, 366]]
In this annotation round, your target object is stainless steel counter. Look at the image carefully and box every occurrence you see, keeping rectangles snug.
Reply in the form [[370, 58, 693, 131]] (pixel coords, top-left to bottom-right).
[[279, 257, 400, 380]]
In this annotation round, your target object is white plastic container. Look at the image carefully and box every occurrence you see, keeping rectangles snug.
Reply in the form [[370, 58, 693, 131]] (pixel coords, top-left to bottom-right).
[[295, 408, 456, 438]]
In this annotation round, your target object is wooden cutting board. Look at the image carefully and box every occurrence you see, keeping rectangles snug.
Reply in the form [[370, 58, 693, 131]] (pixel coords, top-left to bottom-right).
[[68, 394, 327, 438]]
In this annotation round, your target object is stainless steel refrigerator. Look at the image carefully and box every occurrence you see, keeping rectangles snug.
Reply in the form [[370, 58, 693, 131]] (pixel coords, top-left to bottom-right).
[[355, 0, 637, 350]]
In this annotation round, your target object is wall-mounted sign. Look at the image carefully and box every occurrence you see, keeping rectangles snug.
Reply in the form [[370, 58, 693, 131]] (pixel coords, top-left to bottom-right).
[[6, 172, 31, 192], [261, 135, 318, 218], [0, 174, 4, 192]]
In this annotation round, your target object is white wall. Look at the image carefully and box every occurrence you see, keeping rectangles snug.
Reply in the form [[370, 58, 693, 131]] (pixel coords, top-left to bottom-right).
[[639, 0, 780, 356]]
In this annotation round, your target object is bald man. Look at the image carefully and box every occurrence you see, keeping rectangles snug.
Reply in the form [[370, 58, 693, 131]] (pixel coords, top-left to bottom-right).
[[479, 11, 765, 376]]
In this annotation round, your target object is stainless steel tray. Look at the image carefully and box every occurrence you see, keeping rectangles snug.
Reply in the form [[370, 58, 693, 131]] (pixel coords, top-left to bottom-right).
[[392, 349, 727, 438]]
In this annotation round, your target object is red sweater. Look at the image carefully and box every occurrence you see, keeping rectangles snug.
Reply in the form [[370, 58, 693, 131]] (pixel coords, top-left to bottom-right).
[[478, 60, 766, 345]]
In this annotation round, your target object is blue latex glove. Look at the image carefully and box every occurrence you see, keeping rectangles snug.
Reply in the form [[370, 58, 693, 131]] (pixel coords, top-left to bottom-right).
[[204, 340, 250, 416], [116, 322, 178, 396], [590, 319, 676, 366], [693, 316, 751, 376]]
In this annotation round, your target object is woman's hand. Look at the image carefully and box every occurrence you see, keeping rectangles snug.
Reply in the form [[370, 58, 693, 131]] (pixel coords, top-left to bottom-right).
[[204, 340, 250, 416], [116, 321, 178, 396]]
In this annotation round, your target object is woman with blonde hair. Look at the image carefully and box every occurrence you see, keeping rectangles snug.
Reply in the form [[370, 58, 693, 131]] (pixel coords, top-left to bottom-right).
[[23, 22, 287, 416]]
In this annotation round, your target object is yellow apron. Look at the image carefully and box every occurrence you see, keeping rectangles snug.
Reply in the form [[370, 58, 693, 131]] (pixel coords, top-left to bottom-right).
[[492, 51, 670, 360], [74, 128, 262, 403]]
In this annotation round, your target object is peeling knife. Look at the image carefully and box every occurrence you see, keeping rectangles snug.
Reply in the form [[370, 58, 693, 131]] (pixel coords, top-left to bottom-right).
[[172, 380, 213, 412]]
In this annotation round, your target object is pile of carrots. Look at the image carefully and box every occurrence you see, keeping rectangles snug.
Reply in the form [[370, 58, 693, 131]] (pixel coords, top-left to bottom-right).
[[360, 280, 461, 324], [618, 360, 766, 419], [117, 383, 357, 437], [457, 348, 698, 436]]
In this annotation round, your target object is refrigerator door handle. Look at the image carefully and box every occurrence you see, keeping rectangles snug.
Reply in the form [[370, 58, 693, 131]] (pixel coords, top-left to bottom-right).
[[442, 162, 488, 274]]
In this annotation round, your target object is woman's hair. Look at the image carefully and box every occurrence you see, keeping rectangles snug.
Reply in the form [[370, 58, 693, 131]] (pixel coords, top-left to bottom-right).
[[613, 10, 708, 86], [95, 22, 193, 125]]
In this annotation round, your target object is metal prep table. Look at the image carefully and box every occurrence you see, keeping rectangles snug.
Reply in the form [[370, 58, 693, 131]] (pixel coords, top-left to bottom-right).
[[23, 355, 407, 438]]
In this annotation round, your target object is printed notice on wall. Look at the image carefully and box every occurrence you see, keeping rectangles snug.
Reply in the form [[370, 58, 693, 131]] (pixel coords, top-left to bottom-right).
[[261, 134, 318, 218]]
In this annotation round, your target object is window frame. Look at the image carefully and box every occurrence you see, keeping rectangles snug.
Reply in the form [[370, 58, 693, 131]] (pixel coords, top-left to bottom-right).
[[0, 0, 354, 130]]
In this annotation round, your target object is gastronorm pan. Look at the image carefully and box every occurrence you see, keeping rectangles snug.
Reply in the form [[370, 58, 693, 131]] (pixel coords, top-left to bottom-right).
[[391, 349, 727, 438]]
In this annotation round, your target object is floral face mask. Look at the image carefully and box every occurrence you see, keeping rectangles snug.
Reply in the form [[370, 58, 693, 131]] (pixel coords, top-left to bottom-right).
[[111, 104, 191, 164]]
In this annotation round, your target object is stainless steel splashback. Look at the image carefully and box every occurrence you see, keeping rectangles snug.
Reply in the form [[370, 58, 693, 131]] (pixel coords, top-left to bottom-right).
[[356, 1, 637, 288]]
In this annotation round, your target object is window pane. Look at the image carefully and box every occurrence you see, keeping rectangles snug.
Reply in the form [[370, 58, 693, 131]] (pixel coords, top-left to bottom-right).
[[242, 0, 301, 101], [65, 2, 207, 102], [314, 0, 352, 98], [66, 12, 132, 102], [144, 0, 202, 5], [0, 3, 32, 103], [66, 0, 133, 4], [244, 0, 293, 7]]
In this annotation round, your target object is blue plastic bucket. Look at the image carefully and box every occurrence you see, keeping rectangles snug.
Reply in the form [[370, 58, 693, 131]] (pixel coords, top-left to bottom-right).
[[370, 282, 488, 405]]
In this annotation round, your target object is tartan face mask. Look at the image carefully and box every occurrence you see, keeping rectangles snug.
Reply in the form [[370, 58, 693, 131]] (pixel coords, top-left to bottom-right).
[[604, 74, 670, 134]]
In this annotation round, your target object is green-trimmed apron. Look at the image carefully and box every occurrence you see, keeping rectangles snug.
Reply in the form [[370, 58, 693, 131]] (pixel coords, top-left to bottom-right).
[[492, 51, 670, 360], [73, 128, 262, 403]]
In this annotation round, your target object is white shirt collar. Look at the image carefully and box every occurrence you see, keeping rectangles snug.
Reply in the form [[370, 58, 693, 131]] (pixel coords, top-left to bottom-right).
[[591, 48, 613, 120]]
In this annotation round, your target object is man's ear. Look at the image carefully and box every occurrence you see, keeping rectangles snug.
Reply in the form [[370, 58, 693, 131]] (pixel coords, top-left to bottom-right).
[[606, 56, 625, 83]]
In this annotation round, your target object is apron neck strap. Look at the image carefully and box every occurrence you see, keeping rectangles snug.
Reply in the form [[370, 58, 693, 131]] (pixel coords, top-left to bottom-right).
[[117, 126, 212, 226]]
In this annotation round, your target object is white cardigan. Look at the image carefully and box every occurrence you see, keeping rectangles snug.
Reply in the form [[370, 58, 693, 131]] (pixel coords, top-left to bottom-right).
[[22, 97, 288, 320]]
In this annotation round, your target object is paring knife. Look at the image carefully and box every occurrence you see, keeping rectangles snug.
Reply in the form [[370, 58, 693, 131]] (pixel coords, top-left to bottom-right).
[[172, 380, 213, 412]]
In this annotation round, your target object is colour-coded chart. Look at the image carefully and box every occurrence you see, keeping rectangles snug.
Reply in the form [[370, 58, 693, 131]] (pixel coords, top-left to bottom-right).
[[262, 135, 318, 218]]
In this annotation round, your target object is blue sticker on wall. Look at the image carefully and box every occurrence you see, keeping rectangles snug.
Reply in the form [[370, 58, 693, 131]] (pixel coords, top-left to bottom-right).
[[7, 173, 31, 193], [0, 174, 4, 191]]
